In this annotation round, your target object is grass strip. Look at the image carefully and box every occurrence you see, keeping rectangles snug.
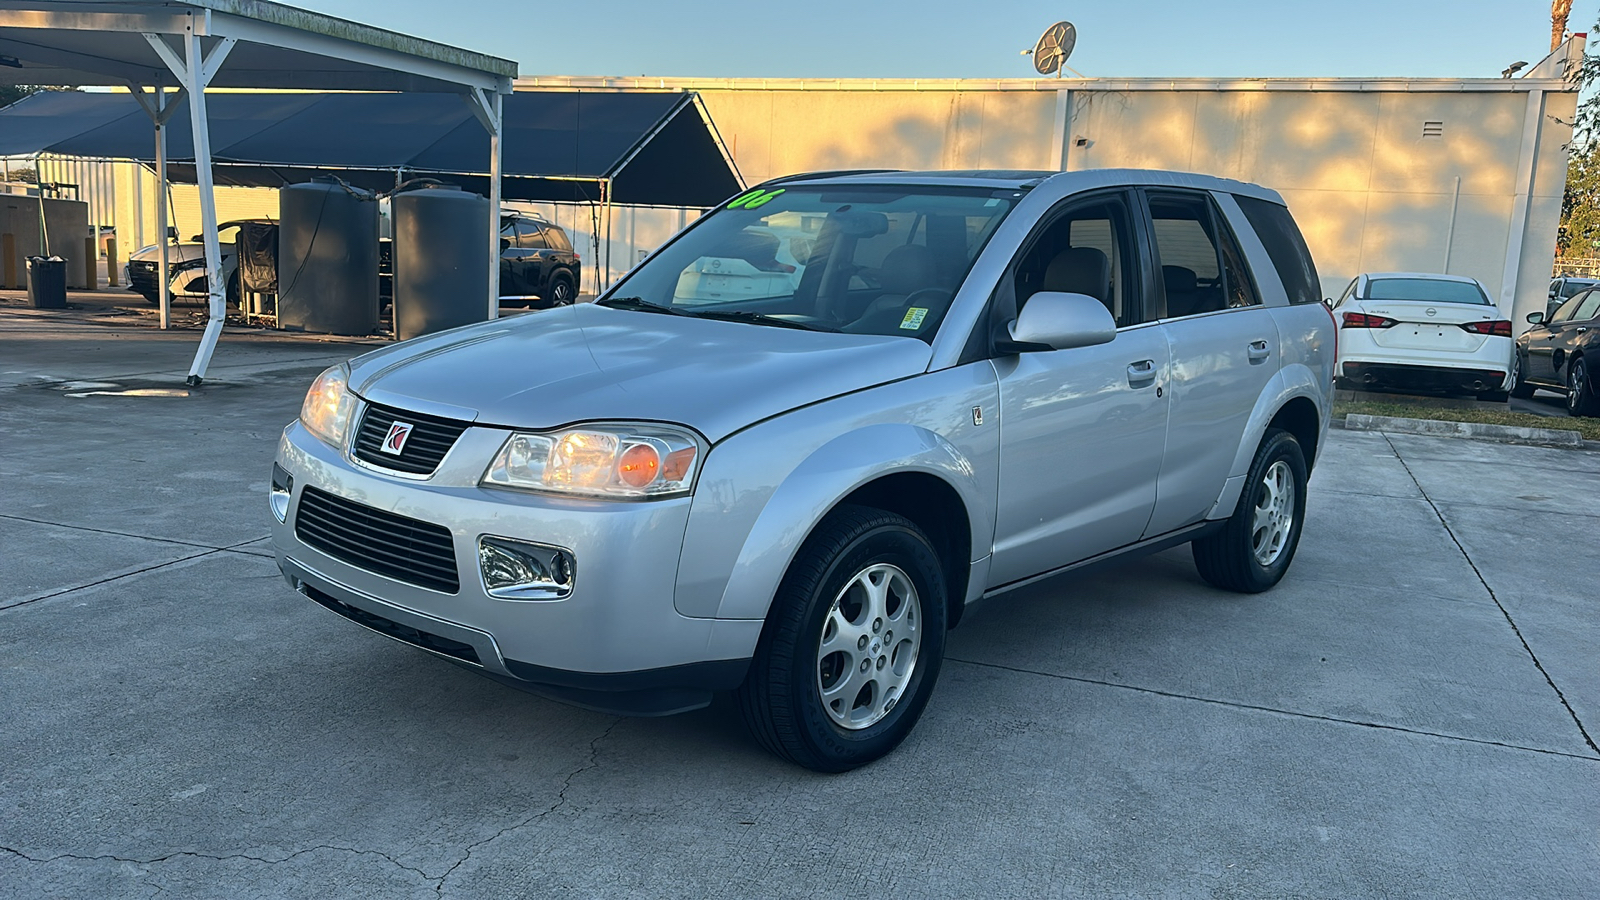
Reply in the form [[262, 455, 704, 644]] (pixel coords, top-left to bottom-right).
[[1333, 399, 1600, 442]]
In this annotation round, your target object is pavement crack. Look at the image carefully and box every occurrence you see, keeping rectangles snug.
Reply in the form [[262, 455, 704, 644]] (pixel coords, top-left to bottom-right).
[[945, 657, 1600, 762], [430, 718, 622, 895], [0, 844, 433, 882], [0, 512, 255, 552], [1381, 433, 1599, 755], [0, 549, 225, 612]]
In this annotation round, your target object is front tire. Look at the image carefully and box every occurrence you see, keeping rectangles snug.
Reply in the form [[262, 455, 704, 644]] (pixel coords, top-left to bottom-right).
[[737, 505, 947, 772], [1192, 428, 1308, 593], [1569, 357, 1600, 417]]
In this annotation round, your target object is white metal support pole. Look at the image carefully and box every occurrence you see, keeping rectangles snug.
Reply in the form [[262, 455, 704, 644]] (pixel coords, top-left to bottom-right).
[[488, 90, 502, 320], [156, 85, 170, 329], [144, 32, 235, 382], [466, 87, 503, 321], [183, 33, 224, 385], [602, 179, 612, 292]]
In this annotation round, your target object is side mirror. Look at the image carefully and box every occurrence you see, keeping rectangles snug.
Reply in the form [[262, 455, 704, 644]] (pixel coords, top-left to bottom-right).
[[1526, 311, 1545, 325], [500, 238, 511, 252], [1003, 291, 1116, 352]]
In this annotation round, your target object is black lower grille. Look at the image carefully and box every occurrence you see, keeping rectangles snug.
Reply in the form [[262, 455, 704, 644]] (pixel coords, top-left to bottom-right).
[[294, 486, 460, 593], [128, 262, 159, 293], [352, 402, 469, 475], [303, 585, 479, 664]]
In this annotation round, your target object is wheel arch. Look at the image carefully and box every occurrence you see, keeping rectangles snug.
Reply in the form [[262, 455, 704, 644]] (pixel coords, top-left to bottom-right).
[[830, 472, 973, 629], [1207, 366, 1329, 519], [699, 422, 990, 627]]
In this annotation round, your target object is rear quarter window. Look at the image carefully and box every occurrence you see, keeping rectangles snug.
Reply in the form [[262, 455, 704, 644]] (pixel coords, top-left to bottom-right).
[[1236, 195, 1321, 305]]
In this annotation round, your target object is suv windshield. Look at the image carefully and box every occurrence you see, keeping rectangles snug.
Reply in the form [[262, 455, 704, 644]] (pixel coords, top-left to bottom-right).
[[1364, 277, 1490, 305], [600, 185, 1017, 341]]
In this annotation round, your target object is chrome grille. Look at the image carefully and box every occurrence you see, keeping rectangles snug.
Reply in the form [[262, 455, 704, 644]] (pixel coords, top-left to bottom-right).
[[293, 486, 460, 593], [352, 402, 469, 475]]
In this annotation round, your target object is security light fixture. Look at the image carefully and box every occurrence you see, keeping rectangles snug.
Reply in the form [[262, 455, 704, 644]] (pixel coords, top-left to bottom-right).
[[1501, 60, 1529, 78]]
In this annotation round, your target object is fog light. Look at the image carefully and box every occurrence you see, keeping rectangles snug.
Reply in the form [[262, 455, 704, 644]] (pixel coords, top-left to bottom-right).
[[270, 463, 293, 523], [478, 536, 575, 600]]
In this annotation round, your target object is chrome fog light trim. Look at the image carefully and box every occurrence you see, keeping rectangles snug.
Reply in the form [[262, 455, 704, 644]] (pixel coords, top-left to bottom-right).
[[478, 535, 575, 601], [270, 462, 294, 523]]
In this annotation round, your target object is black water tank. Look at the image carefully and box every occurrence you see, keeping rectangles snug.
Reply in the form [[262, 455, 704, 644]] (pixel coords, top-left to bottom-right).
[[392, 182, 490, 341], [277, 177, 379, 335]]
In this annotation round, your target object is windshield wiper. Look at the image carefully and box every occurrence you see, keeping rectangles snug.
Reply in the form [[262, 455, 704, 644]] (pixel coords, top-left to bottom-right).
[[686, 309, 837, 332], [596, 296, 688, 315]]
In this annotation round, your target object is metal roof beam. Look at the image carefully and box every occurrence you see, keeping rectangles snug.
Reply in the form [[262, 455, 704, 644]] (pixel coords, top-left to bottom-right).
[[0, 7, 197, 33], [208, 11, 510, 94], [0, 34, 164, 81]]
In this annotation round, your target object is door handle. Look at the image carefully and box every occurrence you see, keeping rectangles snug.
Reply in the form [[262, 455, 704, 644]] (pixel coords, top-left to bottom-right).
[[1579, 327, 1589, 333], [1248, 340, 1271, 362], [1127, 359, 1157, 385]]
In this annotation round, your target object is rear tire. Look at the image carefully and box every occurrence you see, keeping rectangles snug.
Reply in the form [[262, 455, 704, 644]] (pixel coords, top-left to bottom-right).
[[737, 504, 947, 773], [1569, 357, 1600, 417], [1192, 428, 1308, 594], [548, 272, 575, 306], [1509, 353, 1535, 400]]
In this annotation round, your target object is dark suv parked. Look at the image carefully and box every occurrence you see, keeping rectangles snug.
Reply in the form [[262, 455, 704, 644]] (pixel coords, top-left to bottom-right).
[[501, 214, 581, 307]]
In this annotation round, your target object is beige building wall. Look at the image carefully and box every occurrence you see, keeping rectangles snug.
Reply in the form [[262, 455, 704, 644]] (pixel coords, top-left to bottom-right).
[[525, 69, 1577, 326]]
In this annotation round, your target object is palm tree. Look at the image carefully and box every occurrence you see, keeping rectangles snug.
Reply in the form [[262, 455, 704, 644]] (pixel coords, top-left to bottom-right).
[[1554, 0, 1575, 52]]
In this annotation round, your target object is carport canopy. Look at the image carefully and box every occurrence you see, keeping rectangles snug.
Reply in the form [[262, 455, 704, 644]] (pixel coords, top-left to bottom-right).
[[0, 89, 744, 206], [0, 0, 517, 384]]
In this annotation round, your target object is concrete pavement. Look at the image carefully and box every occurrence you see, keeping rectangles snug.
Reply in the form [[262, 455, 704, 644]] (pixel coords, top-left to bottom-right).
[[1, 310, 1596, 898]]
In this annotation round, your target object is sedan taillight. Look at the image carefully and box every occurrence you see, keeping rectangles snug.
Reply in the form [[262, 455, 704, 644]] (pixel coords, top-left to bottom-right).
[[1341, 312, 1398, 329], [1461, 320, 1512, 337]]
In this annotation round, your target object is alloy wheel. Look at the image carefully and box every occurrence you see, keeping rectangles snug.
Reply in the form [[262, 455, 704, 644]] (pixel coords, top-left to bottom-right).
[[1251, 460, 1296, 567], [815, 563, 921, 730]]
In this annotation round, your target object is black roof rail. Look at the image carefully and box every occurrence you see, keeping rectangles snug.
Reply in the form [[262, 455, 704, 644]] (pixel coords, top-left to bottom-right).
[[757, 169, 904, 188]]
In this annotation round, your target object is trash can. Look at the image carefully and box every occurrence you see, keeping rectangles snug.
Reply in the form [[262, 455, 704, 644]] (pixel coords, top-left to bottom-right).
[[26, 256, 67, 309]]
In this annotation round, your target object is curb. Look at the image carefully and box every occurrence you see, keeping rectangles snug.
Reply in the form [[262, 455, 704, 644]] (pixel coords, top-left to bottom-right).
[[1343, 414, 1584, 448]]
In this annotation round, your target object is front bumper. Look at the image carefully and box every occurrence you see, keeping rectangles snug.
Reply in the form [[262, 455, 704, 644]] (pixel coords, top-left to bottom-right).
[[271, 416, 759, 715]]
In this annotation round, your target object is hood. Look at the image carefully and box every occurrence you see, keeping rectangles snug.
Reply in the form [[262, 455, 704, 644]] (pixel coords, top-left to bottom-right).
[[347, 303, 934, 443], [129, 243, 206, 263]]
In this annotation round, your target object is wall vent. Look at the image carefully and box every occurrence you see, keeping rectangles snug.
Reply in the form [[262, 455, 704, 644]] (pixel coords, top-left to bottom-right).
[[1422, 120, 1444, 139]]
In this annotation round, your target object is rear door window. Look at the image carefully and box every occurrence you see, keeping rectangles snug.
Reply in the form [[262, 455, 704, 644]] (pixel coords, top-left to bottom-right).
[[542, 224, 572, 252], [1147, 192, 1259, 317]]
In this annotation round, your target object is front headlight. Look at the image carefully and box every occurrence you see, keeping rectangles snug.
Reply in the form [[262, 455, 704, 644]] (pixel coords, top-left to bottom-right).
[[482, 424, 703, 499], [299, 364, 355, 449]]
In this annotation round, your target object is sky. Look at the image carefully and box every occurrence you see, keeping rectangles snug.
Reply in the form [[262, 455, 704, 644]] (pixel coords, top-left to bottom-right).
[[294, 0, 1587, 81]]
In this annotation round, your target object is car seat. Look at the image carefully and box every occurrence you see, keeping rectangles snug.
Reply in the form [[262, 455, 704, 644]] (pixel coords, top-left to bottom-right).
[[1035, 246, 1111, 313], [1162, 265, 1203, 317]]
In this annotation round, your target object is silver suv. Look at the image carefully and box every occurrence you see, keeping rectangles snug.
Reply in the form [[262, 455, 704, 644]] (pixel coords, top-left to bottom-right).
[[271, 169, 1334, 772]]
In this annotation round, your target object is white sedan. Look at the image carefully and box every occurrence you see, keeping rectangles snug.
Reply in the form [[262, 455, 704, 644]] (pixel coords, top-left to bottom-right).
[[1332, 272, 1514, 401]]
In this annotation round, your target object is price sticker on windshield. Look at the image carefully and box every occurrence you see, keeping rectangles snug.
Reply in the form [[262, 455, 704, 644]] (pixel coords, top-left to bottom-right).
[[727, 188, 785, 210], [900, 307, 929, 330]]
